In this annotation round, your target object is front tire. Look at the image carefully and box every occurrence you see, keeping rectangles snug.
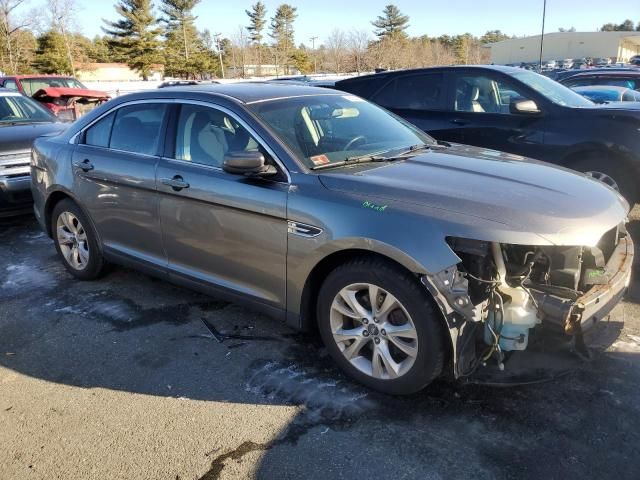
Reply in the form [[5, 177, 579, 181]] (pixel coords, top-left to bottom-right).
[[52, 199, 106, 280], [317, 258, 447, 395]]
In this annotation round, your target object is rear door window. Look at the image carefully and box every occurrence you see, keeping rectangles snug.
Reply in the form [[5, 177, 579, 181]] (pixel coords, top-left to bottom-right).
[[372, 73, 446, 110], [109, 104, 167, 156]]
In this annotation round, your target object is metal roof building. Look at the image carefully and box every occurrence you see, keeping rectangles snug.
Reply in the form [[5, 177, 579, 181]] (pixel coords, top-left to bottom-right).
[[489, 31, 640, 64]]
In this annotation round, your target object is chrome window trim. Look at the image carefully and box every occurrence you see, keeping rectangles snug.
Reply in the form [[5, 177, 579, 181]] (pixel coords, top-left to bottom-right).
[[70, 98, 291, 184]]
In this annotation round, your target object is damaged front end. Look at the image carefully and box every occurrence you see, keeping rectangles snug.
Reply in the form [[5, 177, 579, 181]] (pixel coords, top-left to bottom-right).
[[423, 224, 634, 382], [32, 87, 111, 122]]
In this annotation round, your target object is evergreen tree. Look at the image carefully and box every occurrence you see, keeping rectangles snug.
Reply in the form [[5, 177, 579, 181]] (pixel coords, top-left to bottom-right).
[[103, 0, 161, 80], [160, 0, 200, 77], [33, 30, 72, 74], [86, 36, 114, 63], [371, 4, 409, 39], [246, 1, 266, 74], [270, 3, 297, 74]]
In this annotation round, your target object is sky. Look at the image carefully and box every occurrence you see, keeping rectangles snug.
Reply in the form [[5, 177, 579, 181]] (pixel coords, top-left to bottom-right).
[[25, 0, 640, 45]]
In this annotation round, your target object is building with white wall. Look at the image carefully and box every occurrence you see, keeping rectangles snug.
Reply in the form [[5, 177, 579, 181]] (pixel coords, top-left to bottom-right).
[[489, 31, 640, 64]]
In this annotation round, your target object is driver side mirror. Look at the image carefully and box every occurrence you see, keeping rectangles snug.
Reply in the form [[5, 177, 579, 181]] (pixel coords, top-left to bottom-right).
[[223, 151, 277, 177], [510, 99, 541, 115]]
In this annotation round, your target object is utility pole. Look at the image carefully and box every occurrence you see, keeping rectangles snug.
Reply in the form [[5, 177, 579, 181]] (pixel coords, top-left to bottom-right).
[[214, 33, 225, 79], [310, 36, 318, 73], [538, 0, 546, 72]]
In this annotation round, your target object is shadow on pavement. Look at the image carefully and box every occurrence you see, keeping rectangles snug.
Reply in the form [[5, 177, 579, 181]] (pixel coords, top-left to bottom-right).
[[1, 215, 640, 480]]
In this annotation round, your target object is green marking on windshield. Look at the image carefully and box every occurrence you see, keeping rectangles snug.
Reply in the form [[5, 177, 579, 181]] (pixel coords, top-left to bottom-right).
[[362, 200, 388, 212]]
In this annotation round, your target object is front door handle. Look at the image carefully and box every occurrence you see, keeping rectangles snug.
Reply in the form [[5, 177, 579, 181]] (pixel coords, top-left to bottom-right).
[[450, 118, 470, 126], [161, 175, 190, 191], [72, 159, 94, 172]]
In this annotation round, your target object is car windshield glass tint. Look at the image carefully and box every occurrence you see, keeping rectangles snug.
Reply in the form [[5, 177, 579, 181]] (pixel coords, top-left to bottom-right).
[[511, 70, 594, 107], [0, 95, 54, 123], [21, 78, 86, 96], [249, 94, 435, 168]]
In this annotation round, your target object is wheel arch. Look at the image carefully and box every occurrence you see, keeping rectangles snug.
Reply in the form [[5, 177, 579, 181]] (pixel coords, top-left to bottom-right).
[[43, 188, 103, 252], [297, 248, 454, 376], [296, 248, 445, 332]]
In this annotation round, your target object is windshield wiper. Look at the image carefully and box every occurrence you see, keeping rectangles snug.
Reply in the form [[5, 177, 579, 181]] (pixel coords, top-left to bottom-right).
[[310, 154, 391, 170], [309, 143, 439, 171], [393, 143, 435, 156]]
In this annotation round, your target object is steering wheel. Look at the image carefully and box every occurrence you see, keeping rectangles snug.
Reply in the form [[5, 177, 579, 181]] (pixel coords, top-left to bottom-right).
[[344, 135, 367, 151]]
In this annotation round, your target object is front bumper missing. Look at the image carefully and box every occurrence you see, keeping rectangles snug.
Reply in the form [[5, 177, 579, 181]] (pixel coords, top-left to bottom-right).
[[423, 234, 634, 382], [533, 234, 634, 335]]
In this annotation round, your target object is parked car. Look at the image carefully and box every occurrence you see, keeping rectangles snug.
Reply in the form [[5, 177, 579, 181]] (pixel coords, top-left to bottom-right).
[[543, 60, 557, 70], [31, 84, 633, 394], [334, 65, 640, 203], [0, 75, 110, 121], [266, 76, 337, 87], [560, 59, 573, 69], [571, 85, 640, 103], [158, 80, 220, 88], [560, 70, 640, 91], [594, 57, 612, 66], [0, 88, 66, 217]]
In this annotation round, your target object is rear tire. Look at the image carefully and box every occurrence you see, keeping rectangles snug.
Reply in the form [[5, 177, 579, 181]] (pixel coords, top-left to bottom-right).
[[570, 155, 637, 206], [317, 258, 447, 395], [52, 199, 106, 280]]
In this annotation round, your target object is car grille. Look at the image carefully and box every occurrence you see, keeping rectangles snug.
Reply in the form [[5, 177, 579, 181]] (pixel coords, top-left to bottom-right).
[[0, 152, 31, 178]]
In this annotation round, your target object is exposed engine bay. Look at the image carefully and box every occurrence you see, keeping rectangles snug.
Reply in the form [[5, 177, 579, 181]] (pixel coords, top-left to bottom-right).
[[423, 223, 634, 382]]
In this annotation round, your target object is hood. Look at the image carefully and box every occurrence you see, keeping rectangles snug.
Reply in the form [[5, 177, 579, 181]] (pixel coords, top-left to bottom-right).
[[0, 122, 67, 152], [32, 87, 110, 100], [319, 144, 628, 246]]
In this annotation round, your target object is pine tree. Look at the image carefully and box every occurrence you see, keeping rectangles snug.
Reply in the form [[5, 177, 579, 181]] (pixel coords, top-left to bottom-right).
[[246, 1, 266, 74], [269, 3, 297, 74], [103, 0, 161, 80], [371, 4, 409, 39], [160, 0, 199, 77], [33, 31, 72, 74]]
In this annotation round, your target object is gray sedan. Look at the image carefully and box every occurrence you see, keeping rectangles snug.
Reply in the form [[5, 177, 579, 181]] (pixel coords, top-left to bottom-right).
[[31, 84, 634, 394]]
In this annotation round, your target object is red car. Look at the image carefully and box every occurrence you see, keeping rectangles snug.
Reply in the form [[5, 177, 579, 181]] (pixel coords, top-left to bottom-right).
[[0, 75, 110, 121]]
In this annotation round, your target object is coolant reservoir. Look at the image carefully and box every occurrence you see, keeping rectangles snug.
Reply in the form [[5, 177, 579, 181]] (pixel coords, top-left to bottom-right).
[[484, 285, 540, 351]]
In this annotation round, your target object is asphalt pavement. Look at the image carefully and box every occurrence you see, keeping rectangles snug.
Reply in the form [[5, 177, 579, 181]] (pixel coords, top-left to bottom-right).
[[1, 208, 639, 480]]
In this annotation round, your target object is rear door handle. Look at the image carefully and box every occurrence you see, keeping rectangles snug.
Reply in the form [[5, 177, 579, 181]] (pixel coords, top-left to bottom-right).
[[72, 159, 94, 172], [161, 175, 190, 191], [450, 118, 470, 126]]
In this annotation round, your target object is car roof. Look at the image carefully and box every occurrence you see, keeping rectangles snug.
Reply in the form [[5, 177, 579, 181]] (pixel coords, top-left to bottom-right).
[[0, 74, 76, 79], [335, 65, 526, 84], [152, 82, 342, 104]]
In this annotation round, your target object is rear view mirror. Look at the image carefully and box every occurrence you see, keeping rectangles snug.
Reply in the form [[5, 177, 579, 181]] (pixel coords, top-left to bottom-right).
[[223, 151, 277, 176], [510, 99, 540, 115]]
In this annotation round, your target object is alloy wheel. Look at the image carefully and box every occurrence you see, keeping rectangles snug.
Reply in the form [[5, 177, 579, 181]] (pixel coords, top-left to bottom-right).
[[329, 283, 418, 380], [56, 211, 90, 271]]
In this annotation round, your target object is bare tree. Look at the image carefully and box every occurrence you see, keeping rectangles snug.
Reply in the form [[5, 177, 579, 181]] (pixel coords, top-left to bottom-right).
[[0, 0, 31, 74], [348, 29, 369, 74], [325, 28, 346, 73], [45, 0, 78, 75]]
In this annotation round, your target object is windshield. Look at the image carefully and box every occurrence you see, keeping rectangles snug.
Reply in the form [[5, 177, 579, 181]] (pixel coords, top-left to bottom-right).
[[0, 94, 55, 124], [511, 70, 594, 107], [249, 94, 435, 169], [20, 77, 87, 96]]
